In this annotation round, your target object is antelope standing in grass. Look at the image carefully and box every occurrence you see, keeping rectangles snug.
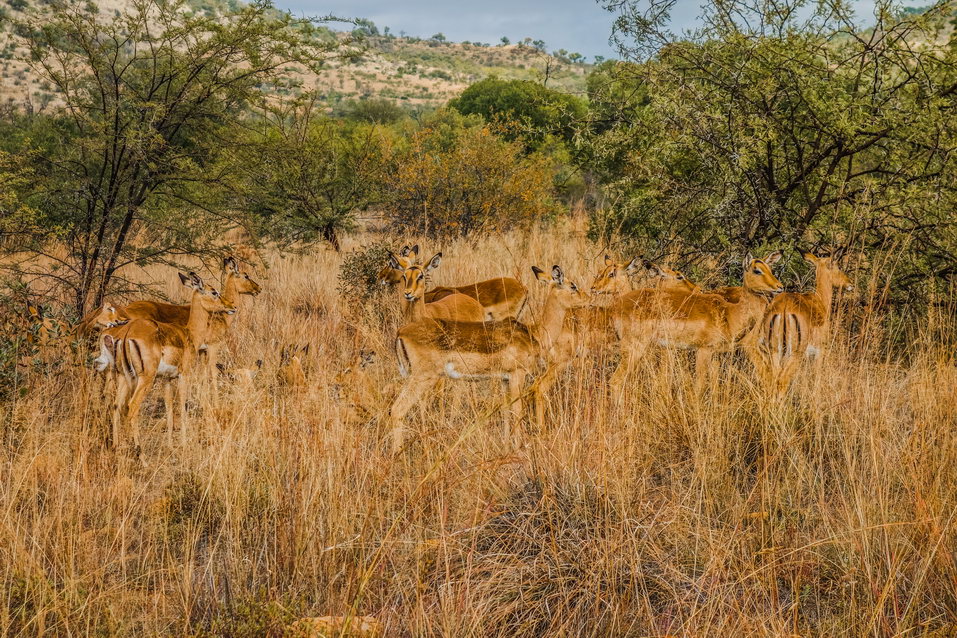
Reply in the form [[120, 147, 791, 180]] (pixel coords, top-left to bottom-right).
[[103, 273, 235, 455], [538, 256, 699, 398], [392, 252, 486, 322], [610, 252, 784, 390], [380, 245, 527, 320], [752, 249, 853, 395], [387, 265, 587, 453], [109, 257, 261, 391]]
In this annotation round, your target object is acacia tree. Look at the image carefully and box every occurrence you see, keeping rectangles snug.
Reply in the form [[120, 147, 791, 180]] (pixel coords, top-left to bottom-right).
[[9, 0, 345, 314], [232, 96, 389, 251], [591, 0, 957, 288]]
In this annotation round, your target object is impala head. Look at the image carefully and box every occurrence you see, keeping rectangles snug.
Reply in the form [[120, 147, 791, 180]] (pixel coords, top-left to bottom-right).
[[179, 272, 236, 315], [92, 302, 130, 329], [399, 251, 442, 302], [224, 256, 262, 296], [743, 250, 785, 295], [333, 349, 377, 396], [590, 255, 642, 295], [801, 248, 853, 292], [280, 343, 310, 366], [532, 264, 588, 307], [379, 244, 420, 286], [642, 259, 699, 293]]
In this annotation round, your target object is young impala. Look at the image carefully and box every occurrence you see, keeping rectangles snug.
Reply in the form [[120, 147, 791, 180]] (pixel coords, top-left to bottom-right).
[[391, 252, 486, 322], [105, 272, 235, 455], [387, 265, 587, 453], [610, 252, 784, 390], [380, 245, 527, 320], [752, 249, 853, 395]]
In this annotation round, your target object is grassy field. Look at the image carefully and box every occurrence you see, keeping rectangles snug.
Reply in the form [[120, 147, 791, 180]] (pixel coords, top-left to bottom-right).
[[2, 226, 956, 637]]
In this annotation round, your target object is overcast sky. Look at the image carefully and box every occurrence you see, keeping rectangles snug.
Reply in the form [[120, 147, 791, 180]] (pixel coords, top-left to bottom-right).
[[273, 0, 635, 60], [273, 0, 878, 61]]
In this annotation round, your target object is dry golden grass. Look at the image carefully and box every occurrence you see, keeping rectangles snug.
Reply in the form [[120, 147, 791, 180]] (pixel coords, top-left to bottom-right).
[[2, 226, 956, 637]]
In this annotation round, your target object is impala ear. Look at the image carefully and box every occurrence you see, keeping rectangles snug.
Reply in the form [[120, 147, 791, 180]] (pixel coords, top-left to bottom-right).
[[833, 245, 848, 262], [644, 260, 663, 277], [224, 256, 239, 273], [531, 266, 549, 283], [426, 252, 442, 272], [360, 349, 376, 367], [399, 245, 411, 257], [743, 253, 755, 270], [800, 249, 818, 264], [178, 272, 193, 288], [387, 251, 401, 271], [624, 256, 641, 273], [551, 265, 565, 285], [763, 250, 783, 266], [604, 254, 613, 266], [409, 244, 420, 261]]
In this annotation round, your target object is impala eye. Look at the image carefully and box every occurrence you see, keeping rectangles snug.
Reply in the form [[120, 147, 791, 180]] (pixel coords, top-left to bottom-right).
[[753, 269, 762, 275]]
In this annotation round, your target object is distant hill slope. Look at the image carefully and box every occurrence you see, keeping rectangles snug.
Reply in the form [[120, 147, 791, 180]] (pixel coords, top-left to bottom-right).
[[0, 0, 592, 112]]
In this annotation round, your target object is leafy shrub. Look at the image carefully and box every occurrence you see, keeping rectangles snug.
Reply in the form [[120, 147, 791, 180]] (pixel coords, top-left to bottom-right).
[[383, 112, 558, 237], [336, 242, 393, 305]]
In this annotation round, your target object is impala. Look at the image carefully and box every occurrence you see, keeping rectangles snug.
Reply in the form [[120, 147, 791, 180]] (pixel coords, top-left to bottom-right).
[[540, 256, 701, 398], [387, 265, 587, 453], [609, 252, 784, 389], [380, 245, 527, 320], [279, 343, 310, 387], [105, 272, 235, 454], [332, 349, 380, 423], [392, 252, 486, 322], [752, 249, 853, 395]]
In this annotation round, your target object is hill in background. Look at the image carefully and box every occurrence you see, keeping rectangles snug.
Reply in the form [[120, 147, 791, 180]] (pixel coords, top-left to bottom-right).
[[0, 0, 593, 112]]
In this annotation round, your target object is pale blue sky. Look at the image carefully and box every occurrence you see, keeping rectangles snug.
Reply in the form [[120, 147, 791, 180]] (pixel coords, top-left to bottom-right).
[[274, 0, 879, 61]]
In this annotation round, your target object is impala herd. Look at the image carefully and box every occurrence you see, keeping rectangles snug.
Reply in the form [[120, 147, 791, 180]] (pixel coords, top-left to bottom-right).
[[80, 244, 853, 458]]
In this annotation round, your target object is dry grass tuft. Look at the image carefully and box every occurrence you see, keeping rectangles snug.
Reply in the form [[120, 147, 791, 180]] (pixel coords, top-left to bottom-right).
[[1, 227, 955, 636]]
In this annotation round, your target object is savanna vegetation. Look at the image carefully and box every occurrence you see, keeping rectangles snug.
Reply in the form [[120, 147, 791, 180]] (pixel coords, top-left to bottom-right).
[[0, 0, 956, 635]]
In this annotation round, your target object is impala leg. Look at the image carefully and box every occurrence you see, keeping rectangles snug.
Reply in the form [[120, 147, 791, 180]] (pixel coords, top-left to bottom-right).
[[506, 372, 527, 443], [205, 344, 221, 408], [610, 340, 647, 400], [387, 375, 438, 454], [125, 373, 155, 460], [164, 379, 175, 444], [177, 374, 189, 446], [694, 347, 715, 392], [112, 374, 132, 450]]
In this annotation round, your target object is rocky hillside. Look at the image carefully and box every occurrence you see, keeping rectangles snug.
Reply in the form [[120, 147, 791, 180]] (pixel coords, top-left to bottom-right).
[[0, 0, 592, 112]]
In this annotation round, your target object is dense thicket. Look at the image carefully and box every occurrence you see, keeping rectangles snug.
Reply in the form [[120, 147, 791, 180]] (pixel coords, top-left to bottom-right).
[[587, 0, 957, 298]]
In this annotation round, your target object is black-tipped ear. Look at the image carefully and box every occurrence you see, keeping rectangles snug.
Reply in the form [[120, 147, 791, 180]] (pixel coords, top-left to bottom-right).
[[387, 251, 401, 270], [302, 344, 310, 356], [624, 257, 640, 272], [833, 245, 848, 261], [532, 265, 548, 282], [224, 255, 238, 273], [551, 265, 564, 285], [188, 272, 204, 289], [764, 250, 783, 266], [399, 245, 411, 257], [604, 254, 613, 266], [743, 253, 755, 269], [409, 244, 420, 260], [178, 272, 192, 287], [644, 260, 662, 277], [426, 252, 442, 271]]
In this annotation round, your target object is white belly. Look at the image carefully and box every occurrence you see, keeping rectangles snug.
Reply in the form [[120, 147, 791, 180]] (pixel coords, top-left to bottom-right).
[[157, 361, 180, 378], [443, 362, 509, 380], [94, 342, 113, 372]]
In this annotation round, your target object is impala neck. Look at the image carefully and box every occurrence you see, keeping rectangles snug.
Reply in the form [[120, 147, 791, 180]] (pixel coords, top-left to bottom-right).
[[186, 292, 211, 351], [728, 286, 768, 340], [403, 295, 424, 322], [534, 288, 570, 350], [221, 274, 243, 327], [814, 266, 838, 324]]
